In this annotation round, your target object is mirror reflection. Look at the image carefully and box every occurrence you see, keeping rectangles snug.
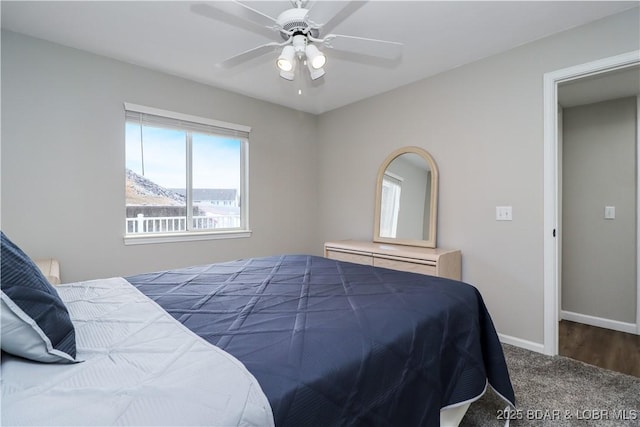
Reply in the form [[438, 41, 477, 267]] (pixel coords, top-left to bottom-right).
[[374, 147, 438, 248], [379, 153, 432, 240]]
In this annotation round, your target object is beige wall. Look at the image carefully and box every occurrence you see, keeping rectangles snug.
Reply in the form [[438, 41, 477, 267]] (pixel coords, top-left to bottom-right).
[[1, 31, 320, 282], [316, 8, 639, 345], [562, 97, 637, 324]]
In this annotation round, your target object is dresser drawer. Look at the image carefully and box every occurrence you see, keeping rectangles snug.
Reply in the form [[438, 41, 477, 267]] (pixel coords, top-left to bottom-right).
[[324, 241, 460, 280], [373, 258, 437, 276], [326, 250, 373, 266]]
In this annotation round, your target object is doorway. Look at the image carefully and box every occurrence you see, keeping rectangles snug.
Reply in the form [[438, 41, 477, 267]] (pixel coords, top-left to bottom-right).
[[560, 92, 637, 333], [543, 51, 640, 356]]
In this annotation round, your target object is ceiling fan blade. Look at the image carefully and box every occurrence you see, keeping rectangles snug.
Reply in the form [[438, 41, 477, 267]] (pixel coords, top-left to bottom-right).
[[191, 3, 280, 38], [307, 1, 368, 34], [217, 42, 282, 69], [323, 34, 403, 60]]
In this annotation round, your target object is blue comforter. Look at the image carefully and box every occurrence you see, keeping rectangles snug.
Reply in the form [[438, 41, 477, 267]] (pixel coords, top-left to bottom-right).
[[127, 254, 515, 426]]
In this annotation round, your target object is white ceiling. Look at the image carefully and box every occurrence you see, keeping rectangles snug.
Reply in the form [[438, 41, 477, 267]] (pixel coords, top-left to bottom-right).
[[1, 1, 637, 115]]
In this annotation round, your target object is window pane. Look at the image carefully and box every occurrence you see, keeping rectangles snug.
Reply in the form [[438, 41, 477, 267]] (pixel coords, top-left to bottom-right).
[[192, 133, 242, 230], [125, 123, 187, 233]]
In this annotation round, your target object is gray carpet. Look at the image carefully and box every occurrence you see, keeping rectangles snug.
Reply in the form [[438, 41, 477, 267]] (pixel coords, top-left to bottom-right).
[[460, 344, 640, 426]]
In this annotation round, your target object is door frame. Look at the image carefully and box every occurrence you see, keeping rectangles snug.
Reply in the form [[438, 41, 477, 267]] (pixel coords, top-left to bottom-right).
[[543, 50, 640, 355]]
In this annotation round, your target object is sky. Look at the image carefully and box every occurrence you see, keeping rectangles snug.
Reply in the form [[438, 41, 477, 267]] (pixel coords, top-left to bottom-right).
[[125, 123, 241, 190]]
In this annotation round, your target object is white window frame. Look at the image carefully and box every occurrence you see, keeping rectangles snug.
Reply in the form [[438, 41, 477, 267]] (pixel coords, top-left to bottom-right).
[[379, 172, 403, 238], [123, 103, 251, 245]]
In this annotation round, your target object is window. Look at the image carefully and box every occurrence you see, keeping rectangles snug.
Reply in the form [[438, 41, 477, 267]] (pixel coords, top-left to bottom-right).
[[124, 103, 250, 244], [379, 173, 402, 238]]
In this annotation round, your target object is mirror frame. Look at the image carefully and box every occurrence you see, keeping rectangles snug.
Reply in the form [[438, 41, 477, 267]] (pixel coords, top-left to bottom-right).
[[373, 146, 439, 248]]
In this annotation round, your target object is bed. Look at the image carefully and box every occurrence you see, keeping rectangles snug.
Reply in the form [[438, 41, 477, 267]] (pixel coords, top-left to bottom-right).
[[2, 233, 514, 426]]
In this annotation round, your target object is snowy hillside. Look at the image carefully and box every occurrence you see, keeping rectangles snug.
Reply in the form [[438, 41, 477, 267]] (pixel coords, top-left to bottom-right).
[[126, 169, 185, 206]]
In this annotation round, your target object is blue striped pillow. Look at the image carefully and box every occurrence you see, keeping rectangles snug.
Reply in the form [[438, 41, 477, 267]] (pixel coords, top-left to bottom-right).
[[0, 232, 78, 363]]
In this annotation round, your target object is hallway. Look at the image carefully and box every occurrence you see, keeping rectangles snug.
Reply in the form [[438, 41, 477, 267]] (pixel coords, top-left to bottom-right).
[[559, 320, 640, 377]]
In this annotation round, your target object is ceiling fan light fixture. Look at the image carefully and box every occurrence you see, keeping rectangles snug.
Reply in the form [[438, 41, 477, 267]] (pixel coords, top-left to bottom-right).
[[307, 60, 325, 80], [305, 43, 326, 70], [193, 1, 404, 86], [276, 45, 296, 72]]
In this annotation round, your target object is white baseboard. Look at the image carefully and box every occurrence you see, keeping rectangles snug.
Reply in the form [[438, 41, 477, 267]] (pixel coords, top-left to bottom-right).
[[498, 333, 545, 354], [561, 310, 637, 334]]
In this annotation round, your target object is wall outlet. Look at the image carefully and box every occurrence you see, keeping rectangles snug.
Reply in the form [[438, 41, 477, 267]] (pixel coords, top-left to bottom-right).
[[496, 206, 513, 221]]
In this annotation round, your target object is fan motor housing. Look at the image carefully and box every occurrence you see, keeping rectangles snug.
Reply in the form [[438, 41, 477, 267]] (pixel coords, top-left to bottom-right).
[[277, 8, 319, 39]]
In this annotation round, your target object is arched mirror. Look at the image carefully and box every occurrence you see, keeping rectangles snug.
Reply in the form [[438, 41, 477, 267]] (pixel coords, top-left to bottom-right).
[[374, 146, 438, 248]]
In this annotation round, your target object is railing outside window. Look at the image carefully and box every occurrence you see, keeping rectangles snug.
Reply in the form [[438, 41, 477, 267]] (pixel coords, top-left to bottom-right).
[[126, 213, 241, 234]]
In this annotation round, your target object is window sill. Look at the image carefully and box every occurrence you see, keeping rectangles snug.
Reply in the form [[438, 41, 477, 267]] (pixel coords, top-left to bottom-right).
[[123, 230, 252, 246]]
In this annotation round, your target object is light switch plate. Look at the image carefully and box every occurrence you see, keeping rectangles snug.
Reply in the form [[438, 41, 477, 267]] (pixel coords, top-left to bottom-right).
[[496, 206, 513, 221], [604, 206, 615, 219]]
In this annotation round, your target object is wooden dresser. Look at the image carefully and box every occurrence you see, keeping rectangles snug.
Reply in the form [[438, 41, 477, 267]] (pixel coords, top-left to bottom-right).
[[324, 240, 461, 280]]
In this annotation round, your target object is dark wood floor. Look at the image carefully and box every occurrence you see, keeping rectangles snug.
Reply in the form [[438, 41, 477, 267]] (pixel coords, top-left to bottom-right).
[[559, 320, 640, 377]]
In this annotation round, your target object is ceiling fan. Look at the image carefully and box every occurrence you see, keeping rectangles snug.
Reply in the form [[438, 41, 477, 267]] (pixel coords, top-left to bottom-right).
[[191, 0, 403, 81]]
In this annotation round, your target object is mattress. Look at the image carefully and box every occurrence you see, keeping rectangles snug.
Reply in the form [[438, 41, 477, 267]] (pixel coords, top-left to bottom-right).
[[127, 254, 515, 426], [1, 277, 274, 426]]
